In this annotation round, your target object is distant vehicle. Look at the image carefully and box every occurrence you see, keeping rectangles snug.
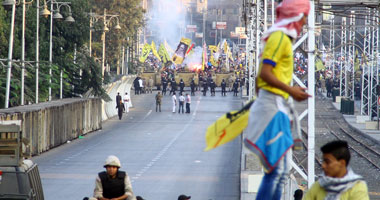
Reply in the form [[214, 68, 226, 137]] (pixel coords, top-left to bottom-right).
[[0, 121, 44, 200]]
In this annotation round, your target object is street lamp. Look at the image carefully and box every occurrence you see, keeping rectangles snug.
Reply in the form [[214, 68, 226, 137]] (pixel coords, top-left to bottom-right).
[[89, 9, 121, 79], [3, 0, 16, 108], [42, 0, 74, 100]]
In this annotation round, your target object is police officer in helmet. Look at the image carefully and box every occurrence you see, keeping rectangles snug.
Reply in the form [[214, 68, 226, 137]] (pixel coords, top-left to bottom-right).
[[93, 155, 135, 200]]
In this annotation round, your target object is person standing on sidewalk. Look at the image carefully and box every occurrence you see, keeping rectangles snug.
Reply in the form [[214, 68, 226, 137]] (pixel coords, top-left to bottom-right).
[[155, 92, 162, 112], [178, 93, 185, 114], [304, 140, 369, 199], [243, 0, 311, 199], [172, 92, 177, 113]]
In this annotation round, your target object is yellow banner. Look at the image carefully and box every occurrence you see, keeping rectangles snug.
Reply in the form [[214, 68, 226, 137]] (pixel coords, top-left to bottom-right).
[[210, 53, 218, 66], [151, 41, 161, 62], [205, 100, 254, 151], [158, 43, 171, 64], [139, 44, 152, 63], [315, 58, 325, 72], [209, 45, 217, 53], [172, 37, 192, 65]]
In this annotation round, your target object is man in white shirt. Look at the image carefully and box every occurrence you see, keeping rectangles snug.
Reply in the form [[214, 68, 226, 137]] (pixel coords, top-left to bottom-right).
[[172, 92, 177, 113], [185, 93, 191, 113], [178, 94, 185, 114], [123, 92, 130, 113], [138, 79, 143, 94]]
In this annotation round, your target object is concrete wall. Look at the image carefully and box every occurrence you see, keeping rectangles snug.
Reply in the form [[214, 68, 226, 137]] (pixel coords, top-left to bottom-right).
[[102, 75, 136, 121], [0, 98, 102, 156], [0, 75, 135, 156]]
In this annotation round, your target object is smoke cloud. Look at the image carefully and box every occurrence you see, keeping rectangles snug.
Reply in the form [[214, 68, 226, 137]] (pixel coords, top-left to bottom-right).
[[148, 0, 185, 48]]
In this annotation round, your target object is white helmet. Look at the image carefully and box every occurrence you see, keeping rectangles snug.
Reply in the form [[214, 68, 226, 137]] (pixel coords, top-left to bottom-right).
[[104, 155, 121, 168]]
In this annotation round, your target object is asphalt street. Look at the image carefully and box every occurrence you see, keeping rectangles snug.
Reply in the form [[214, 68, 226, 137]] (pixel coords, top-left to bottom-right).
[[32, 89, 243, 200]]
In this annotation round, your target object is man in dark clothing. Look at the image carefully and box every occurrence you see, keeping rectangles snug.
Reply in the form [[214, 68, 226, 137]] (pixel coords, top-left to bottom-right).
[[210, 79, 216, 96], [233, 80, 239, 96], [190, 79, 195, 96], [203, 81, 208, 96], [93, 155, 134, 200], [116, 92, 122, 108], [221, 79, 227, 96], [170, 79, 177, 95], [162, 78, 168, 95], [179, 79, 185, 95], [116, 100, 125, 120], [133, 77, 140, 95]]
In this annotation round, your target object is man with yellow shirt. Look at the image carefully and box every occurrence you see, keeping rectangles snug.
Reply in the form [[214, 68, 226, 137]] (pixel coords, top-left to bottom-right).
[[243, 0, 311, 199], [304, 140, 369, 200]]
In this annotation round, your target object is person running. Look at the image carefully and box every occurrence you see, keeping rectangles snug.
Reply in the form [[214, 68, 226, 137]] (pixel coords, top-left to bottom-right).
[[243, 0, 311, 199], [304, 140, 369, 199]]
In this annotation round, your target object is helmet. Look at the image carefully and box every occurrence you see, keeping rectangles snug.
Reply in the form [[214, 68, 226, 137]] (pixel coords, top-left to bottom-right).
[[104, 155, 121, 168]]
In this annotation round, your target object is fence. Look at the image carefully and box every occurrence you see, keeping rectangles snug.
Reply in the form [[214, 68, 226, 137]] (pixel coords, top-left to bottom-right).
[[0, 98, 102, 156]]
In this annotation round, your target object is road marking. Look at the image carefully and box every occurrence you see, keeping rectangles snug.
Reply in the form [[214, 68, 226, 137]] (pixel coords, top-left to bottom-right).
[[193, 96, 202, 116], [144, 110, 152, 119]]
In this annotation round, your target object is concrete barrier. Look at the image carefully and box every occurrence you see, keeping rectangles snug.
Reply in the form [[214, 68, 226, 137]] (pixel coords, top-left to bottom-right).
[[102, 75, 136, 121], [356, 115, 370, 124], [0, 98, 102, 156]]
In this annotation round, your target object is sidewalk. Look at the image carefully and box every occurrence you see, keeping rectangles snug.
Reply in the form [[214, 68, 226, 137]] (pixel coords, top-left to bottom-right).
[[330, 96, 380, 144]]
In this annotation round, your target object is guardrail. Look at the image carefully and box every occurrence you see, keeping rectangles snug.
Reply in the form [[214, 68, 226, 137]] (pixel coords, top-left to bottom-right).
[[0, 98, 102, 156]]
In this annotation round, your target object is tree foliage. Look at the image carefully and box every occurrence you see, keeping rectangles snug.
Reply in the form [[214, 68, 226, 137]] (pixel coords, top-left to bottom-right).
[[0, 0, 144, 108]]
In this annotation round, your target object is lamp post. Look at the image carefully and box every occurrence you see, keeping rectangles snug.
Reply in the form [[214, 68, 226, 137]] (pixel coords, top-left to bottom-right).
[[20, 0, 34, 105], [3, 0, 17, 108], [41, 0, 74, 101], [89, 9, 121, 79]]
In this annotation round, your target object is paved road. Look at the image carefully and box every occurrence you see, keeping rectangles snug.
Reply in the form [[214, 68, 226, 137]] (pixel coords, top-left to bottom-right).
[[32, 89, 243, 200]]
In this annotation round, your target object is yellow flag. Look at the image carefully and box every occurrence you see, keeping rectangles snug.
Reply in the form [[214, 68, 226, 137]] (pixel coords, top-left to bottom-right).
[[209, 45, 217, 53], [158, 43, 171, 64], [151, 41, 161, 62], [210, 53, 218, 66], [139, 44, 152, 63], [315, 58, 325, 71], [172, 38, 192, 65], [223, 41, 228, 53], [205, 100, 254, 151]]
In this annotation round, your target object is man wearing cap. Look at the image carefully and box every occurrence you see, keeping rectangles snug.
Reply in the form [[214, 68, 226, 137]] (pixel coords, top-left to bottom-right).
[[93, 155, 135, 200], [243, 0, 311, 199], [177, 194, 191, 200]]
